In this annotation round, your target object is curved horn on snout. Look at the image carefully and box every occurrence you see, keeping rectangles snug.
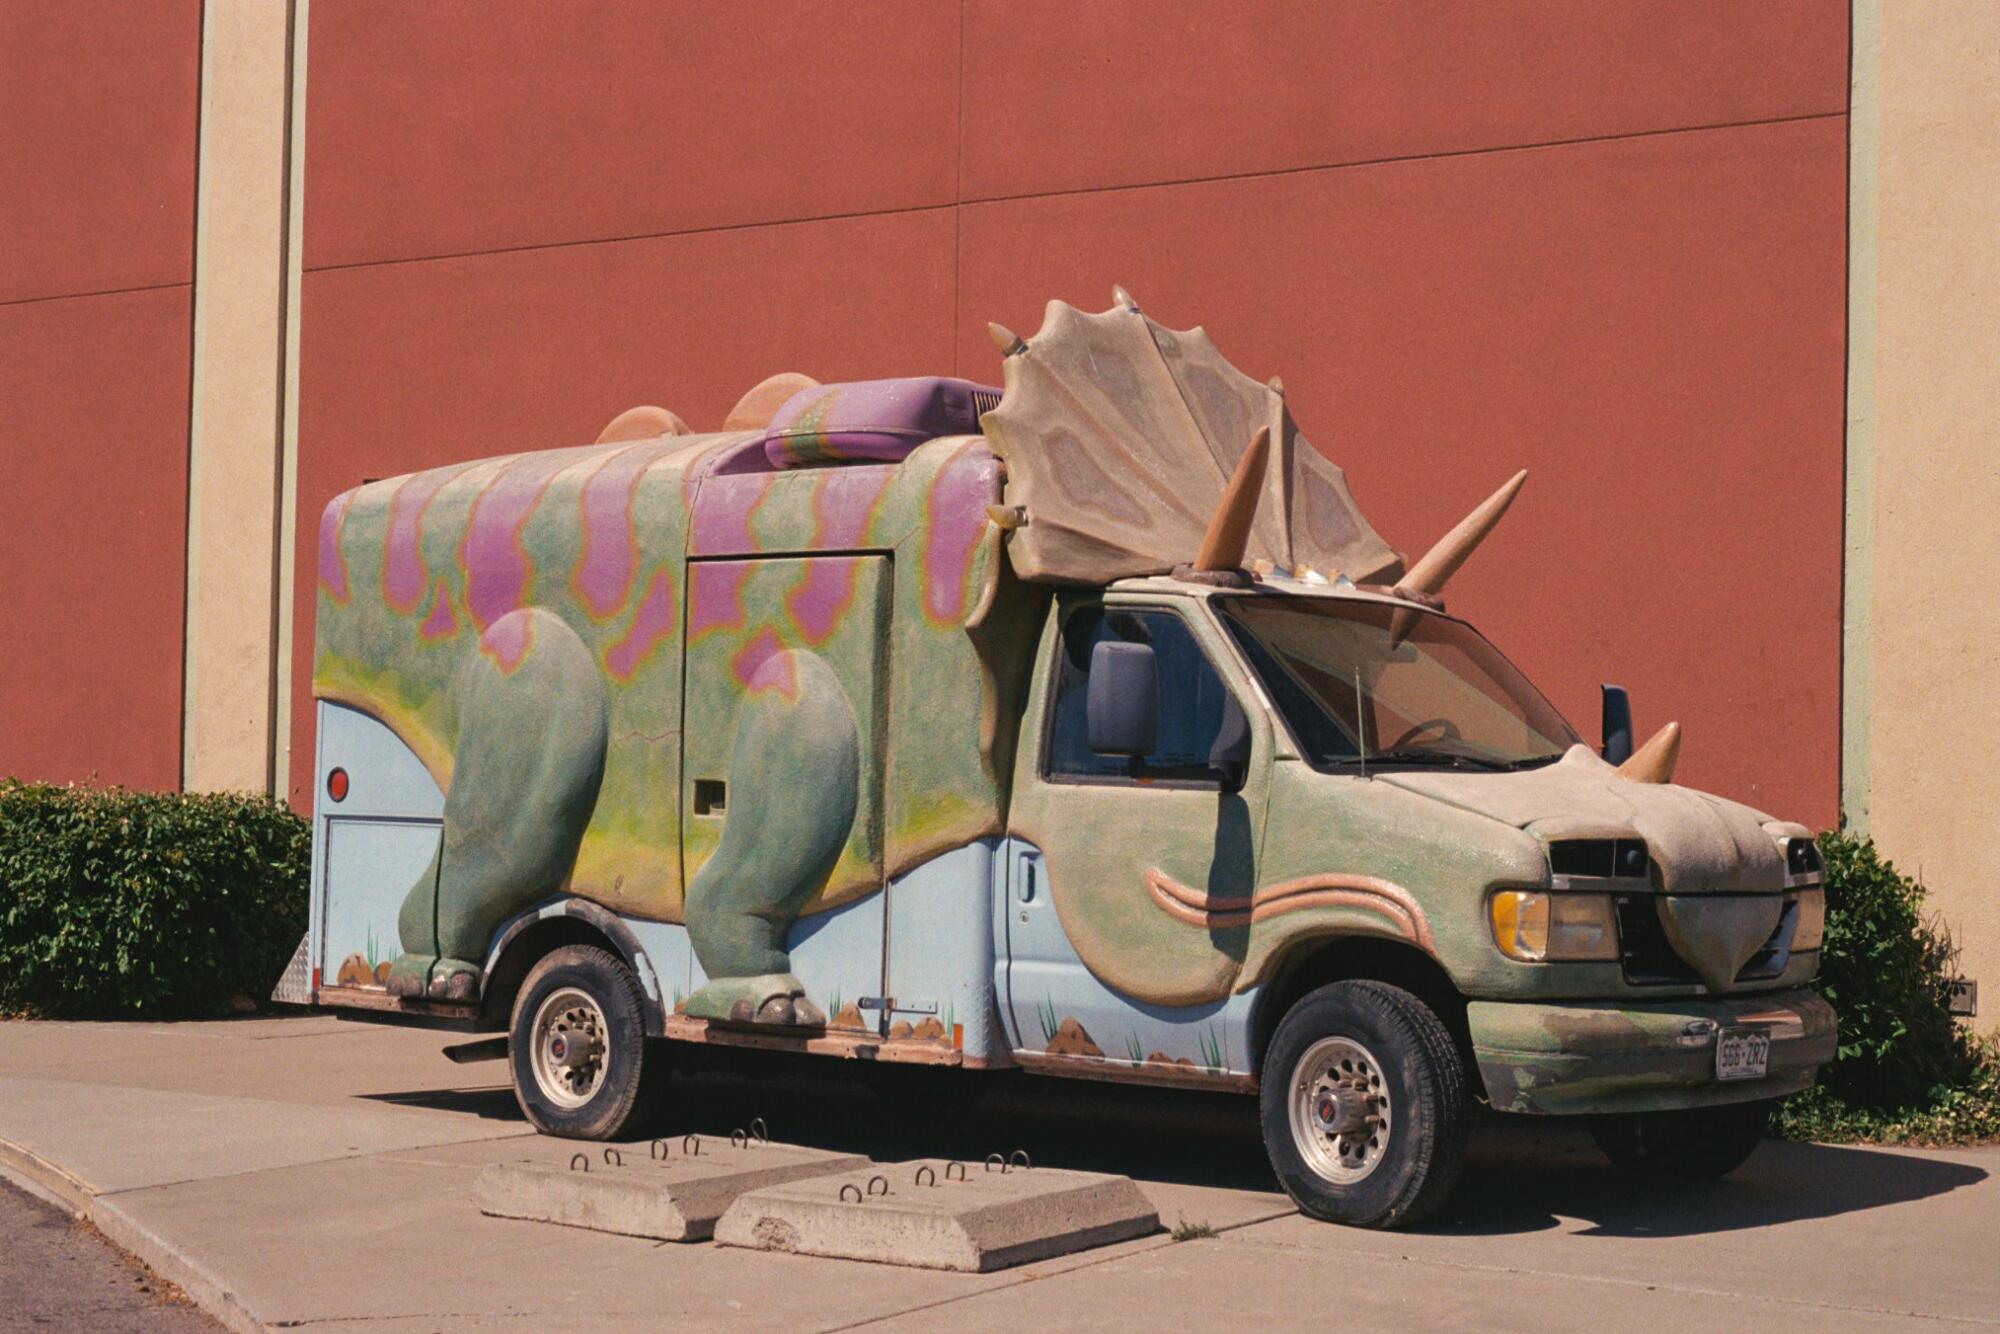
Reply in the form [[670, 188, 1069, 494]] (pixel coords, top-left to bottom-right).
[[1389, 469, 1528, 645], [1617, 721, 1682, 784], [1191, 426, 1271, 573]]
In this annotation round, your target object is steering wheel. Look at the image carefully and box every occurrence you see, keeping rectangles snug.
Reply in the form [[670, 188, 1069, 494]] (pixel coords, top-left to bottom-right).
[[1382, 717, 1461, 751]]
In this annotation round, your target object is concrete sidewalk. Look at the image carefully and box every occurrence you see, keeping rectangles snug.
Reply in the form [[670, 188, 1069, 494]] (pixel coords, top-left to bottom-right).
[[0, 1014, 1993, 1331]]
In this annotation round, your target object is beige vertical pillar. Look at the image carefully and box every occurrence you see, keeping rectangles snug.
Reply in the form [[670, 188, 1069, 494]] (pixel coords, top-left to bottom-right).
[[183, 0, 297, 793], [1862, 1, 2000, 994]]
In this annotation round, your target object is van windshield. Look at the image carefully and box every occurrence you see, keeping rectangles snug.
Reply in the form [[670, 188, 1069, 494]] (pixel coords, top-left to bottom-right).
[[1215, 596, 1578, 771]]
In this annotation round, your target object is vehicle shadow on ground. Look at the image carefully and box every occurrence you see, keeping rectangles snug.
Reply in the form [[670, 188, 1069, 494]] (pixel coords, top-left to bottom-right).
[[355, 1085, 522, 1122], [1432, 1132, 1989, 1239], [361, 1047, 1989, 1238]]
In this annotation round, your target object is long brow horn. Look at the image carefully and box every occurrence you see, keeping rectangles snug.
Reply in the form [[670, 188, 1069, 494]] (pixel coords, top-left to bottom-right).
[[1617, 721, 1681, 784], [1389, 469, 1528, 643], [1192, 427, 1271, 573]]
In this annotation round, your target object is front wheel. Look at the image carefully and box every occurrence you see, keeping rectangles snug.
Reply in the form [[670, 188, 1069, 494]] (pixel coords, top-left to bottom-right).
[[508, 944, 665, 1139], [1589, 1099, 1772, 1179], [1259, 980, 1470, 1229]]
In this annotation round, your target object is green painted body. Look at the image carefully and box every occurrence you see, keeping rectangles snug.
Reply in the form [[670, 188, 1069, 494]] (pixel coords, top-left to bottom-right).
[[316, 431, 1009, 1005], [315, 424, 1831, 1111]]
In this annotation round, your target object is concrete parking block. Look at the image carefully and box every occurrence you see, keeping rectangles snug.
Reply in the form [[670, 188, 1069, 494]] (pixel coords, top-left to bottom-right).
[[475, 1138, 869, 1241], [716, 1158, 1160, 1272]]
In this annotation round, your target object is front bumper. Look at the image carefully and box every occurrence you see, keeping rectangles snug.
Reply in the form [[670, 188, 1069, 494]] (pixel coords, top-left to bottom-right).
[[1468, 987, 1837, 1115]]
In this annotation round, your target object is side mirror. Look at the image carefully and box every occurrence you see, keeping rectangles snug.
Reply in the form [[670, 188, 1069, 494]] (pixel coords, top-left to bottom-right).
[[1087, 642, 1159, 757], [1601, 684, 1633, 765]]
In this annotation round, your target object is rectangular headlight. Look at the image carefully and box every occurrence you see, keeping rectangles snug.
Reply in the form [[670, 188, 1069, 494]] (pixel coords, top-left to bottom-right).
[[1792, 888, 1826, 952], [1489, 890, 1620, 962]]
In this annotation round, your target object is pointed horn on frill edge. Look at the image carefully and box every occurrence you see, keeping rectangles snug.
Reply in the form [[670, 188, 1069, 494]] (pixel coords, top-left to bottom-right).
[[1191, 426, 1271, 573], [1388, 469, 1528, 645], [1112, 284, 1139, 311], [988, 321, 1028, 358], [1617, 721, 1681, 784]]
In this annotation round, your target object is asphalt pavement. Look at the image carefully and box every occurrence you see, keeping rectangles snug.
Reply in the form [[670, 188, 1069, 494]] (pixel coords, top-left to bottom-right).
[[0, 1176, 218, 1331]]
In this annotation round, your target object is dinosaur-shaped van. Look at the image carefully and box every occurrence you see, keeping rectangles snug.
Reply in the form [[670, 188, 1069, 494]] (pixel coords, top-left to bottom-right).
[[305, 292, 1835, 1227]]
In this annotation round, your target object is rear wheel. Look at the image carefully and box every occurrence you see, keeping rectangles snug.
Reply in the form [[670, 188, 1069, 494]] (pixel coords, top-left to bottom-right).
[[1589, 1099, 1771, 1179], [1259, 980, 1469, 1229], [508, 944, 665, 1139]]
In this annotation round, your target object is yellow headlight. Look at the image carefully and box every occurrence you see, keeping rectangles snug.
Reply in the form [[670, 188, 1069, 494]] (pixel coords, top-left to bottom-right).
[[1792, 888, 1826, 952], [1489, 891, 1620, 962]]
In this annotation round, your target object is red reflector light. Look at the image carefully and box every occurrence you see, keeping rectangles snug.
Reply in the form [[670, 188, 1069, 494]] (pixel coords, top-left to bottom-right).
[[327, 767, 349, 802]]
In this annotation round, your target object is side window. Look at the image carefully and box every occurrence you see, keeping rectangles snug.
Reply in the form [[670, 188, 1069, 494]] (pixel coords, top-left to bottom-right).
[[1046, 606, 1239, 787]]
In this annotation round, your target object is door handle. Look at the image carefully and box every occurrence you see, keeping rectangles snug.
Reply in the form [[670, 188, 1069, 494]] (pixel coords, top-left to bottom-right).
[[1017, 859, 1036, 903]]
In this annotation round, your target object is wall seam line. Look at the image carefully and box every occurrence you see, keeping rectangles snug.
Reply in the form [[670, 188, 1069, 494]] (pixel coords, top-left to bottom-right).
[[297, 109, 1849, 278], [1840, 0, 1878, 833], [178, 0, 211, 791], [0, 280, 194, 312]]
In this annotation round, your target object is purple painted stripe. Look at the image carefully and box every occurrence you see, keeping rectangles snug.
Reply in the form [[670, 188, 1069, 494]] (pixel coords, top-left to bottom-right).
[[605, 568, 676, 680], [786, 556, 859, 646], [418, 578, 460, 641], [381, 466, 468, 614], [319, 488, 357, 603], [687, 561, 748, 640], [922, 445, 1000, 626], [459, 453, 569, 631], [811, 467, 892, 548], [479, 610, 535, 675], [573, 441, 674, 620], [689, 471, 774, 556], [732, 627, 795, 699]]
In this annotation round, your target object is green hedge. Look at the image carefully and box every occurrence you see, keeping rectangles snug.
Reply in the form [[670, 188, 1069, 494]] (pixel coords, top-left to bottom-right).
[[1776, 830, 2000, 1145], [0, 780, 310, 1019]]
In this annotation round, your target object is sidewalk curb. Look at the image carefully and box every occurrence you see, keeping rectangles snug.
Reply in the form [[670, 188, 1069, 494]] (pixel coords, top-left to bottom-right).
[[0, 1135, 268, 1332], [92, 1193, 267, 1334], [0, 1134, 93, 1216]]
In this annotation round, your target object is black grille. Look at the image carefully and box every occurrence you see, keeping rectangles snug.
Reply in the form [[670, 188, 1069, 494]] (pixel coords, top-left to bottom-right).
[[1613, 894, 1795, 987]]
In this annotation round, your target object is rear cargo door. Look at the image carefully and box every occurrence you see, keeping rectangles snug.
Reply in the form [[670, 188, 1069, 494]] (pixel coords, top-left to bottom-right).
[[679, 555, 890, 1015]]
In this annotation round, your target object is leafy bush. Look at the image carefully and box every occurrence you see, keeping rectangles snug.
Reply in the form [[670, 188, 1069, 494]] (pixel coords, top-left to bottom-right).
[[0, 780, 310, 1019], [1774, 829, 2000, 1145]]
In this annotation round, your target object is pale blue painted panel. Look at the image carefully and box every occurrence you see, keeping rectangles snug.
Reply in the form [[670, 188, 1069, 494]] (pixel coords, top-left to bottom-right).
[[1000, 837, 1256, 1076], [310, 702, 445, 988], [887, 838, 999, 1060], [686, 890, 885, 1027], [321, 819, 439, 986]]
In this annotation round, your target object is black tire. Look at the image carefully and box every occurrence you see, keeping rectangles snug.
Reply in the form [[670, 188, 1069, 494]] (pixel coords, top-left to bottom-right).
[[1259, 980, 1470, 1229], [508, 944, 665, 1139], [1588, 1099, 1771, 1179]]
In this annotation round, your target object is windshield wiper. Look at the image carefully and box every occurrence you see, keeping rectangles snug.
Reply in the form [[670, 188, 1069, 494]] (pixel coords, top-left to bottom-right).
[[1367, 750, 1513, 772]]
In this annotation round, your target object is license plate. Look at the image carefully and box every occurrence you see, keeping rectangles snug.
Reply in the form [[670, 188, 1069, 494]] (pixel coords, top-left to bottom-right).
[[1715, 1026, 1771, 1081]]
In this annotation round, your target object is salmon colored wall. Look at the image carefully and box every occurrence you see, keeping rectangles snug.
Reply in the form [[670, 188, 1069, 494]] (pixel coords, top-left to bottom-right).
[[0, 1, 201, 790], [290, 1, 1849, 827]]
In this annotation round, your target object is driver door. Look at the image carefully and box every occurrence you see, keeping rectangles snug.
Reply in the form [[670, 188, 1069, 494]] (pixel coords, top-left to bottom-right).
[[1001, 595, 1270, 1076]]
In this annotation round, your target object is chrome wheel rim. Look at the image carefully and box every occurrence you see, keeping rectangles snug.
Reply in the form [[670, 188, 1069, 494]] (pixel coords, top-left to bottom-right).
[[1289, 1036, 1391, 1185], [530, 987, 608, 1110]]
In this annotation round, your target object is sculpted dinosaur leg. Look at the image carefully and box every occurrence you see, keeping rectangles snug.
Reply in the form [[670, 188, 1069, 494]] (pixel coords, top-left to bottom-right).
[[683, 648, 859, 1026], [387, 609, 609, 1000]]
